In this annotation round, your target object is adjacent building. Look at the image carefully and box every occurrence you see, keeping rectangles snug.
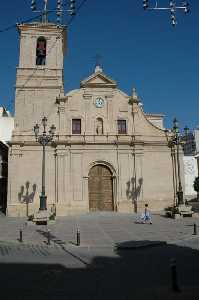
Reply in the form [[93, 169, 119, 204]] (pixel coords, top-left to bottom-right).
[[0, 107, 14, 143], [194, 128, 199, 176], [0, 107, 14, 213], [0, 141, 8, 213], [182, 127, 199, 200]]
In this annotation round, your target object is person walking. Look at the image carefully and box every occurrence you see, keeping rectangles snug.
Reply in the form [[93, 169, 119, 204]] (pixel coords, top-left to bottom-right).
[[140, 203, 152, 224]]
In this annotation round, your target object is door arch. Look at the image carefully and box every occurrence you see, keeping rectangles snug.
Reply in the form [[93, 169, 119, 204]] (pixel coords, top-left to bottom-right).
[[88, 164, 114, 211]]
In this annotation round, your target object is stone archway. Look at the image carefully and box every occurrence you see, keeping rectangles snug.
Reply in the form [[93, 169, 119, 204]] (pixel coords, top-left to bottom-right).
[[88, 164, 114, 211]]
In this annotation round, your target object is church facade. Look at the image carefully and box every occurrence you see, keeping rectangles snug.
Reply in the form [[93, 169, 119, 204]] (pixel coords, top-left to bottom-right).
[[7, 22, 180, 217]]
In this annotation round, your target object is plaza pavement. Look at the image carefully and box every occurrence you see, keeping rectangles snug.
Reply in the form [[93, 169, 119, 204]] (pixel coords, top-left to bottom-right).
[[0, 211, 199, 247], [0, 212, 199, 299]]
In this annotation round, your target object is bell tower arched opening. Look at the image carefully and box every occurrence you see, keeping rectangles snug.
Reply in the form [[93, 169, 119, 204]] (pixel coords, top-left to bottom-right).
[[36, 36, 46, 65]]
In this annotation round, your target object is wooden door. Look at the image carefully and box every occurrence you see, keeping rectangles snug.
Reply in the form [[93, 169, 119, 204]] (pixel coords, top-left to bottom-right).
[[89, 165, 113, 211]]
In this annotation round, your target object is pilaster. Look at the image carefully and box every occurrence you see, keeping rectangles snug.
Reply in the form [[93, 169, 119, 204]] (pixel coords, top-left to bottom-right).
[[55, 145, 71, 205]]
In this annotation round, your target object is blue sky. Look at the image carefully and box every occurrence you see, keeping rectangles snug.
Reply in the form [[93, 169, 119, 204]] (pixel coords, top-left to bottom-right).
[[0, 0, 198, 130]]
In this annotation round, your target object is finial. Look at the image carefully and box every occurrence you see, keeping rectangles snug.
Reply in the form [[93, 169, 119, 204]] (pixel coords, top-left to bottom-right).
[[129, 87, 141, 108], [94, 54, 103, 73], [95, 65, 103, 73], [131, 87, 140, 103], [132, 88, 138, 99]]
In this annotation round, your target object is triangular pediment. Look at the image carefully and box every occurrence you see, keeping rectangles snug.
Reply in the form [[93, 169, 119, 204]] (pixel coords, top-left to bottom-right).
[[80, 69, 117, 88]]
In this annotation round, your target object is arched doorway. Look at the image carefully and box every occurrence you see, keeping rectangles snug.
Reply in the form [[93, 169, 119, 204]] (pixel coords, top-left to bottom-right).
[[88, 165, 114, 211]]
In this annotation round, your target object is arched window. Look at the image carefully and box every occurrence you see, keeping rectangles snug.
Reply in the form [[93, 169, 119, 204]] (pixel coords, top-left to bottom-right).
[[96, 118, 103, 135], [36, 37, 46, 66]]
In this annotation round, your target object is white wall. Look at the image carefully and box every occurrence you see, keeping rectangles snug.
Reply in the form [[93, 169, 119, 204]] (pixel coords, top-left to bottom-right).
[[0, 107, 14, 142], [145, 115, 164, 129], [183, 156, 198, 198]]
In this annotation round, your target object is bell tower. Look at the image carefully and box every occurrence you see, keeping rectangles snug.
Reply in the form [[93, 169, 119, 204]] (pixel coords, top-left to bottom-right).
[[14, 22, 66, 132]]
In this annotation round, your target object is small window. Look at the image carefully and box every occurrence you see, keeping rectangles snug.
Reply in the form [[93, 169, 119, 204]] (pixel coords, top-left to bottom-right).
[[36, 37, 46, 65], [118, 120, 127, 134], [72, 119, 81, 134]]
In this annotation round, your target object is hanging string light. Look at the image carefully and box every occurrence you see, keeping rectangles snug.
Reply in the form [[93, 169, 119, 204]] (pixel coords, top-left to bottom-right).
[[30, 0, 76, 24], [143, 1, 190, 26]]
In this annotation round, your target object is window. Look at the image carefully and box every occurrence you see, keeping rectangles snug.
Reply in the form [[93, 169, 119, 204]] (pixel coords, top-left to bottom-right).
[[72, 119, 81, 134], [36, 37, 46, 65], [118, 120, 127, 134]]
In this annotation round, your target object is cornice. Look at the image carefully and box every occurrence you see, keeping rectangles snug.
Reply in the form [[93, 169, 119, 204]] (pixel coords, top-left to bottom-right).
[[17, 22, 66, 33], [15, 85, 63, 89]]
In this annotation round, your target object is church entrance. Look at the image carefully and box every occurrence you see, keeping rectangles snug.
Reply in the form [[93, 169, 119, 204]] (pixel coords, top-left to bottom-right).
[[88, 165, 114, 211]]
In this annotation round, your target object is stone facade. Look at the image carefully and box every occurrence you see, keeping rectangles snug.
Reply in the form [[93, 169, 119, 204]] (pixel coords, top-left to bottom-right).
[[7, 22, 182, 217]]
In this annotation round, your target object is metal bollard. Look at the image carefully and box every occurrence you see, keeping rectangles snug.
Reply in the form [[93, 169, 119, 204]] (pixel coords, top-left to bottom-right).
[[170, 258, 180, 292], [193, 223, 197, 235], [47, 229, 51, 245], [19, 228, 23, 243], [76, 228, 80, 246]]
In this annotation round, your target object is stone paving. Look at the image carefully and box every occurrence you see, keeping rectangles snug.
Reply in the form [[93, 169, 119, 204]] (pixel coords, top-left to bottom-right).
[[0, 212, 199, 299], [0, 212, 198, 247], [0, 211, 199, 267]]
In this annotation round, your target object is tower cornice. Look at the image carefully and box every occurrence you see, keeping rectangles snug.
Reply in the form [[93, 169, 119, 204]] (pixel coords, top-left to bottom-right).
[[17, 22, 67, 32]]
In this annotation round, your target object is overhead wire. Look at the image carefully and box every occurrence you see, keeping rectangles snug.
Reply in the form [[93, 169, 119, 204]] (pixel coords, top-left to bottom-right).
[[67, 0, 88, 26], [12, 0, 89, 128], [0, 0, 89, 33], [1, 0, 89, 125], [0, 14, 44, 33]]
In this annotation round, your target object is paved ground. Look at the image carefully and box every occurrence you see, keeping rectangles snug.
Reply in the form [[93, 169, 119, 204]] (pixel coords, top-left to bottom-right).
[[0, 212, 199, 299], [0, 212, 199, 246]]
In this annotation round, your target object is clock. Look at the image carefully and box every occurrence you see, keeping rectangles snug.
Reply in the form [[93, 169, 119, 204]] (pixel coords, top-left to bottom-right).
[[95, 97, 104, 108]]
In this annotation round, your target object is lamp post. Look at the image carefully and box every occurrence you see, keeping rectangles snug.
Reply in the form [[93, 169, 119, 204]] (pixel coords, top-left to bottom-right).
[[172, 118, 184, 206], [33, 117, 56, 211], [168, 118, 190, 207]]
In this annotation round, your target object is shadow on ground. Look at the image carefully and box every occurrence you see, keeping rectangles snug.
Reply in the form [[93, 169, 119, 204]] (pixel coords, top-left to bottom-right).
[[37, 229, 66, 246], [0, 240, 199, 299]]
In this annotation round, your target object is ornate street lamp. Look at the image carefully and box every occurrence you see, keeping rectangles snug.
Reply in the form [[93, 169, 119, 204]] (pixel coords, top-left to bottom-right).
[[33, 117, 56, 211], [172, 118, 184, 206], [165, 120, 194, 217], [166, 119, 191, 207]]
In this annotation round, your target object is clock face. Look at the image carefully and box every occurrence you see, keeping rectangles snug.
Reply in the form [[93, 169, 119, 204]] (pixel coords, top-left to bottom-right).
[[95, 97, 104, 108]]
